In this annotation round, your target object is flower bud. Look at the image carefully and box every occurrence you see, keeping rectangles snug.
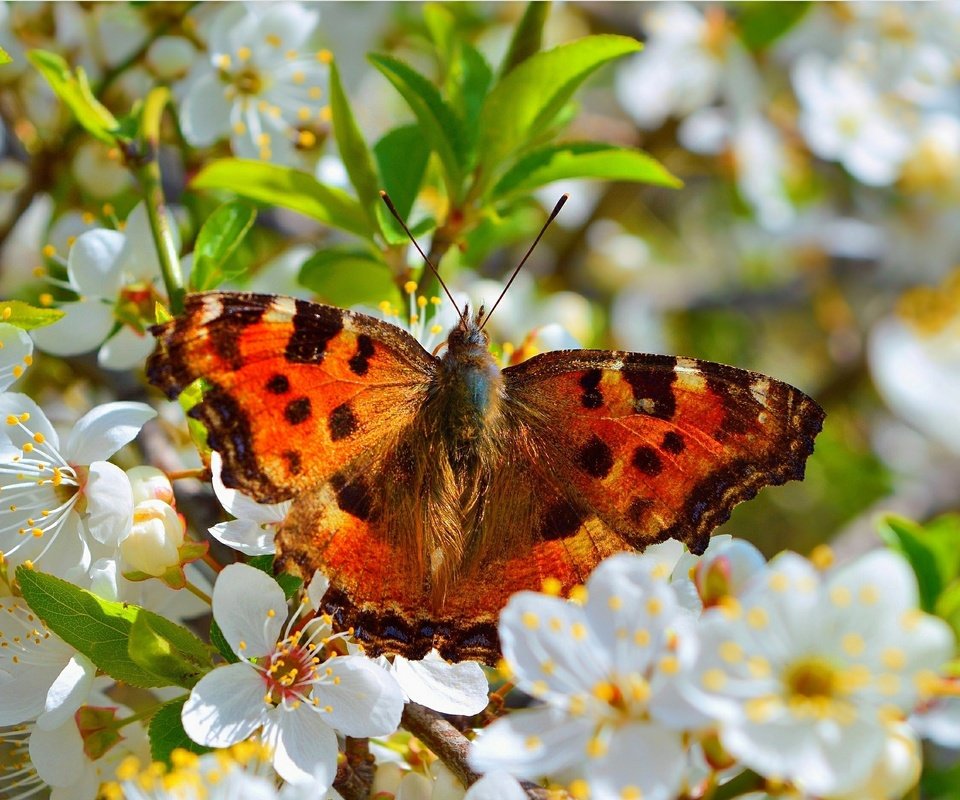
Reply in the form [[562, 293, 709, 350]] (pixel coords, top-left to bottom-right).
[[126, 466, 174, 505], [146, 35, 195, 80], [120, 499, 184, 576]]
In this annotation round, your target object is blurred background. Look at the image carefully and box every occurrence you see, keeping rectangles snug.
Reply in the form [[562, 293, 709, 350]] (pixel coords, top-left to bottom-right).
[[1, 1, 959, 560]]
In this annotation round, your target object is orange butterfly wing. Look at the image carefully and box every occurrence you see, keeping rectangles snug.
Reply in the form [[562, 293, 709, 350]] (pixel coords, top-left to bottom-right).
[[147, 292, 435, 503], [499, 350, 824, 556]]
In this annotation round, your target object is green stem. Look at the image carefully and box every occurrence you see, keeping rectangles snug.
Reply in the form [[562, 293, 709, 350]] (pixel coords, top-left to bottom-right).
[[134, 86, 185, 315], [184, 579, 212, 606], [116, 696, 184, 729]]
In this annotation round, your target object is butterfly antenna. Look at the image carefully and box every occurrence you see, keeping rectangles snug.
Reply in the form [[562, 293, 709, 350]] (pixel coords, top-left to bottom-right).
[[379, 191, 465, 324], [478, 194, 568, 331]]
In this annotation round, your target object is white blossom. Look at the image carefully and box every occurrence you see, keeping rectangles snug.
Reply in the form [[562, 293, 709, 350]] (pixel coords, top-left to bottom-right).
[[181, 563, 404, 787], [210, 451, 289, 556], [177, 2, 329, 165], [681, 550, 954, 796], [471, 553, 705, 800], [0, 322, 33, 392], [30, 203, 182, 370], [0, 394, 155, 582]]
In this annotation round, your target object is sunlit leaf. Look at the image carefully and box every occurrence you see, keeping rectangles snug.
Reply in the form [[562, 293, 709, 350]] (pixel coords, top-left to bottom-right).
[[299, 246, 396, 307], [330, 59, 382, 234], [27, 50, 119, 144], [149, 697, 212, 765], [477, 35, 642, 180], [190, 201, 257, 291], [0, 299, 65, 329], [191, 160, 371, 239], [374, 124, 432, 244], [369, 53, 468, 200], [17, 568, 212, 689], [498, 0, 550, 76], [129, 612, 209, 689], [490, 142, 681, 199], [0, 46, 12, 66]]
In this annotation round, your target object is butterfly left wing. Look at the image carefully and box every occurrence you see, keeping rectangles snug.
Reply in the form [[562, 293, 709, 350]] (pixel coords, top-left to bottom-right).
[[494, 350, 824, 557], [147, 292, 436, 503]]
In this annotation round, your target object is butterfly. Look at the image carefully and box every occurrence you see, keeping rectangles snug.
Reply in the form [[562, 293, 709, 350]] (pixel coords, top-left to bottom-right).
[[147, 285, 824, 665]]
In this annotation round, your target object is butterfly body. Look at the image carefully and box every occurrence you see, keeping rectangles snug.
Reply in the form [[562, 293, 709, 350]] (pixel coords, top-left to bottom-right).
[[149, 292, 825, 664]]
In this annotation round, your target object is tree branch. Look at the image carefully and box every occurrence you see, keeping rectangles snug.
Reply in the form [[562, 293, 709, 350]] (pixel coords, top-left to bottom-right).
[[401, 702, 569, 800]]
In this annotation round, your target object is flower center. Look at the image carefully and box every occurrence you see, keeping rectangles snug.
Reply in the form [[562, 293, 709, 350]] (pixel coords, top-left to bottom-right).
[[262, 637, 317, 706], [235, 67, 264, 96], [785, 656, 838, 699]]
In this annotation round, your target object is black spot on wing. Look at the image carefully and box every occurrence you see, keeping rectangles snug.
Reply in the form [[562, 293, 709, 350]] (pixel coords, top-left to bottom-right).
[[209, 297, 265, 370], [632, 445, 663, 476], [283, 450, 302, 475], [576, 435, 614, 479], [266, 374, 290, 395], [579, 369, 604, 409], [328, 402, 358, 441], [661, 431, 685, 454], [330, 474, 375, 521], [285, 300, 344, 364], [284, 397, 312, 425], [622, 354, 676, 420], [348, 334, 375, 376], [541, 500, 586, 540]]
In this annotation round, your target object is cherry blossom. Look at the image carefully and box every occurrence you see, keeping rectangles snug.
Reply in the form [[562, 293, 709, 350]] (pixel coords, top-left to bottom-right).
[[470, 553, 706, 800], [681, 550, 954, 796], [181, 563, 405, 787], [0, 322, 33, 392], [0, 394, 155, 582]]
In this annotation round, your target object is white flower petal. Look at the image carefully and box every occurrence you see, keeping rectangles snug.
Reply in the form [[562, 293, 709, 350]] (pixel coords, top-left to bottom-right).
[[211, 451, 289, 523], [272, 705, 339, 787], [37, 653, 96, 730], [500, 592, 608, 700], [470, 705, 593, 779], [182, 662, 269, 747], [312, 655, 404, 738], [306, 569, 329, 610], [209, 519, 277, 556], [98, 326, 156, 371], [180, 69, 233, 146], [0, 323, 33, 391], [464, 772, 526, 800], [213, 563, 286, 656], [585, 723, 687, 800], [83, 460, 134, 545], [29, 299, 115, 357], [64, 401, 156, 463], [393, 650, 489, 715], [29, 716, 87, 787], [66, 228, 126, 297], [118, 202, 181, 282], [0, 392, 59, 450]]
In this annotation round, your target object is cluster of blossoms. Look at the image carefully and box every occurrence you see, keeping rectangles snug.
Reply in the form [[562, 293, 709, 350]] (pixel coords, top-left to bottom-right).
[[470, 538, 958, 800]]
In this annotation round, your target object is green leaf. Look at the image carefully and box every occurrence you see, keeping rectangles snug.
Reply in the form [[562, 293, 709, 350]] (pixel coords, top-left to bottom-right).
[[368, 53, 468, 201], [424, 3, 457, 71], [27, 50, 119, 144], [936, 579, 960, 640], [477, 35, 642, 179], [373, 124, 431, 243], [17, 568, 211, 688], [247, 554, 275, 574], [329, 59, 382, 234], [877, 515, 944, 612], [0, 46, 11, 66], [191, 160, 372, 239], [209, 619, 239, 663], [149, 697, 212, 765], [449, 41, 493, 142], [276, 573, 303, 600], [190, 202, 257, 291], [128, 612, 209, 689], [735, 2, 811, 51], [490, 142, 681, 199], [498, 1, 551, 77], [0, 299, 65, 329], [299, 246, 396, 307]]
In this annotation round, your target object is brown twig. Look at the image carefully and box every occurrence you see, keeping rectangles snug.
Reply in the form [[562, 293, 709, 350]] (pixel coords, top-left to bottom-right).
[[401, 702, 569, 800], [334, 737, 376, 800]]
